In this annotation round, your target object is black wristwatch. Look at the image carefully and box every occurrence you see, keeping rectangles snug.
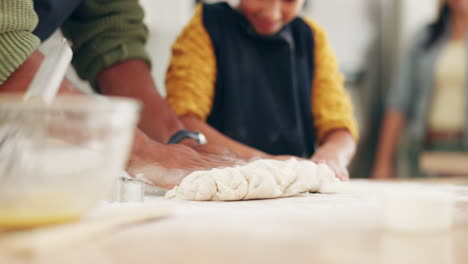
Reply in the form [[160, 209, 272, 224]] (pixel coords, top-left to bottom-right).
[[167, 130, 208, 145]]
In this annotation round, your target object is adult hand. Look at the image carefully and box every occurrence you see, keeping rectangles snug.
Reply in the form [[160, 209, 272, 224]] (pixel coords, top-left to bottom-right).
[[126, 130, 240, 189]]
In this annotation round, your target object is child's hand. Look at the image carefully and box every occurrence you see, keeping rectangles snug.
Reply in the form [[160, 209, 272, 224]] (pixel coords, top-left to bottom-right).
[[311, 145, 349, 181], [310, 129, 356, 181]]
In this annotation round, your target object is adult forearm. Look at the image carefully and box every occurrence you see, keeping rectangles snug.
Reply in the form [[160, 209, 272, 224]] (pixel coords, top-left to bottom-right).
[[374, 110, 406, 170], [97, 59, 184, 143], [0, 50, 80, 95], [0, 0, 41, 85], [62, 0, 150, 88], [0, 51, 42, 93]]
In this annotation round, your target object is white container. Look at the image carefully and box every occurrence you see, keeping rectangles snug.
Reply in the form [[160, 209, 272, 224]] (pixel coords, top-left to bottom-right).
[[381, 187, 455, 232]]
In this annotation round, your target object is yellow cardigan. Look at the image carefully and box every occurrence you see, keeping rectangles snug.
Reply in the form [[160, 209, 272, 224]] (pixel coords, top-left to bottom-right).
[[165, 5, 358, 143]]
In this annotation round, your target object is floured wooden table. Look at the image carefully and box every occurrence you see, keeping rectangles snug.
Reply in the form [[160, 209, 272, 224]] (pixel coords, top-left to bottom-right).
[[1, 179, 468, 264]]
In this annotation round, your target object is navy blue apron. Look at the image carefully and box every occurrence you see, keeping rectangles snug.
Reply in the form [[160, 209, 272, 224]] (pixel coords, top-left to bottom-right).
[[203, 3, 317, 157], [33, 0, 83, 41]]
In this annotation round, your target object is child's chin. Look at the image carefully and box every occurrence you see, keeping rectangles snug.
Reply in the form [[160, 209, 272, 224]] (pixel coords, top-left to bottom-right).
[[254, 28, 280, 36]]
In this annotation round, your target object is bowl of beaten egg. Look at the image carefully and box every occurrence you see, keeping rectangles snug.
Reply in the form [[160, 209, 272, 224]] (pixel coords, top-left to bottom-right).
[[0, 94, 140, 229]]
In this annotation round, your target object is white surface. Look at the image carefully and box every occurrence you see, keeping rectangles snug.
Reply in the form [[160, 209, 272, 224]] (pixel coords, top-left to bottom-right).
[[166, 159, 337, 201]]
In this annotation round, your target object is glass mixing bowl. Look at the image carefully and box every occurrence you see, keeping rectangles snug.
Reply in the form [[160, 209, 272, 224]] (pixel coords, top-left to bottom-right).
[[0, 94, 140, 229]]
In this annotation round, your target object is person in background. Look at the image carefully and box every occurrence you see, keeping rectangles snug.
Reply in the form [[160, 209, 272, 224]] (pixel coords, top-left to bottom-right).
[[165, 0, 358, 180], [0, 0, 241, 189], [372, 0, 468, 179]]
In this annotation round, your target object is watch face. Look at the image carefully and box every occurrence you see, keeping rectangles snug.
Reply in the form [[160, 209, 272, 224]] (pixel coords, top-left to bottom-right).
[[196, 132, 208, 145]]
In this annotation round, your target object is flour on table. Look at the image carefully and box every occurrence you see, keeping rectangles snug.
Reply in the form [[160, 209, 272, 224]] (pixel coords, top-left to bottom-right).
[[165, 159, 338, 201]]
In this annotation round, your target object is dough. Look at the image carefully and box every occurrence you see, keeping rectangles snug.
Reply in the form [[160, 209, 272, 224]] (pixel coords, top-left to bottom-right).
[[165, 159, 338, 201]]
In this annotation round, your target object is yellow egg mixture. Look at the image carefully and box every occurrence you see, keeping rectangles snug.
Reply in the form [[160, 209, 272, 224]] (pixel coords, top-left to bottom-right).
[[0, 193, 88, 229]]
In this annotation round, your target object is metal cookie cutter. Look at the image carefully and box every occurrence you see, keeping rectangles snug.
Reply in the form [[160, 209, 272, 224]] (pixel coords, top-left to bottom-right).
[[111, 172, 145, 203]]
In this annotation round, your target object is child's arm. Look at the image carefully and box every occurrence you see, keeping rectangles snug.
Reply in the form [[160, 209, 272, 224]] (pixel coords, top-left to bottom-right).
[[371, 110, 406, 179], [181, 115, 272, 161], [311, 129, 356, 180], [303, 18, 359, 180]]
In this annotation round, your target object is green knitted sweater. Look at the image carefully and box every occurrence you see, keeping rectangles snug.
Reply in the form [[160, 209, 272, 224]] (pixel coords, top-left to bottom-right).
[[0, 0, 151, 89], [0, 0, 40, 84], [62, 0, 151, 90]]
